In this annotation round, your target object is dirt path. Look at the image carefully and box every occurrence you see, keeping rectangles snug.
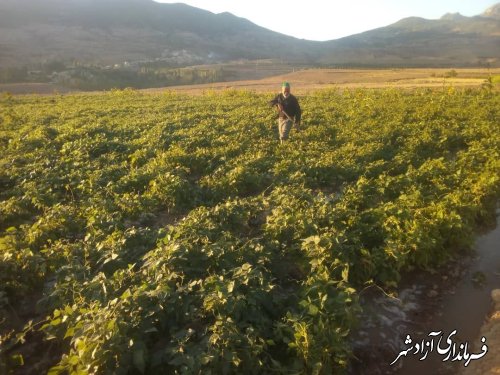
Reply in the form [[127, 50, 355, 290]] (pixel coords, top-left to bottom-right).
[[461, 289, 500, 375], [350, 213, 500, 375]]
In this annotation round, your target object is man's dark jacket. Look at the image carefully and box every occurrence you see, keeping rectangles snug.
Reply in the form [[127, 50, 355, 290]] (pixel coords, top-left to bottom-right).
[[269, 93, 302, 122]]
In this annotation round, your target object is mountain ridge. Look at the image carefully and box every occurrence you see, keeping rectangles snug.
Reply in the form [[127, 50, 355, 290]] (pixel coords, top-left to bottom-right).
[[482, 3, 500, 19], [0, 0, 498, 76]]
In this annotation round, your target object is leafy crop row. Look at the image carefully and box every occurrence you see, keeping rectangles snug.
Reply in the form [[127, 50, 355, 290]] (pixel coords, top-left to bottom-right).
[[0, 87, 499, 374]]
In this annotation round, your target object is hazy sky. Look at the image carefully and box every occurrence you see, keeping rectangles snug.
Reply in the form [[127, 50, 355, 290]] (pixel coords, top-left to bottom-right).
[[154, 0, 498, 40]]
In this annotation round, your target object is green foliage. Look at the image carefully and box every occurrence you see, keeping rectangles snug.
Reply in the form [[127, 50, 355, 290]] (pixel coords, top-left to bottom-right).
[[444, 69, 458, 78], [0, 88, 498, 374]]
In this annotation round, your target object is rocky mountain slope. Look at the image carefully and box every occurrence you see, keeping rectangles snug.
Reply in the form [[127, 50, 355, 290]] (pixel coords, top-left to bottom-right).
[[0, 0, 498, 69]]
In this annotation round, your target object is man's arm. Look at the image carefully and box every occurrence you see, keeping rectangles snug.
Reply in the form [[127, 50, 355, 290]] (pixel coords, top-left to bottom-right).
[[293, 96, 302, 125], [268, 94, 281, 107]]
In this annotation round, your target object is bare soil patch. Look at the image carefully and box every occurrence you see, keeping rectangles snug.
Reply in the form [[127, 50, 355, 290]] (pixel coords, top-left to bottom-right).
[[144, 68, 500, 95]]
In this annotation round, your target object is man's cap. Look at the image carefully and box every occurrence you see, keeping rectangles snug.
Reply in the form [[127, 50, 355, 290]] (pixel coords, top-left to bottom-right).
[[282, 81, 290, 88]]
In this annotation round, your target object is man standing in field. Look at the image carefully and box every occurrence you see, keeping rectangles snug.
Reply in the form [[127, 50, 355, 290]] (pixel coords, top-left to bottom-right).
[[269, 82, 301, 144]]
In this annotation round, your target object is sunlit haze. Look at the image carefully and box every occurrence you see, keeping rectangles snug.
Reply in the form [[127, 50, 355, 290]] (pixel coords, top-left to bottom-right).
[[154, 0, 498, 41]]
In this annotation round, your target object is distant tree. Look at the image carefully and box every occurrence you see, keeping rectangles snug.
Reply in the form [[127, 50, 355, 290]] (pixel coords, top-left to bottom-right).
[[0, 67, 28, 83], [42, 60, 66, 74], [444, 69, 458, 78]]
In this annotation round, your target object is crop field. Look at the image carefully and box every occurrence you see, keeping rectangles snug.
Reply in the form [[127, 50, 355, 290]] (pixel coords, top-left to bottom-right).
[[0, 86, 499, 374]]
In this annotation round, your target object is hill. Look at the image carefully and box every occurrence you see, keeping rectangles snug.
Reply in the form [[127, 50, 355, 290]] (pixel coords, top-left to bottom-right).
[[0, 0, 498, 88], [320, 4, 500, 67], [0, 0, 318, 68]]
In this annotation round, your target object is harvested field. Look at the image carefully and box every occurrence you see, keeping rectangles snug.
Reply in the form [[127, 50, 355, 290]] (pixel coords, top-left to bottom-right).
[[2, 68, 499, 96], [145, 68, 500, 95]]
